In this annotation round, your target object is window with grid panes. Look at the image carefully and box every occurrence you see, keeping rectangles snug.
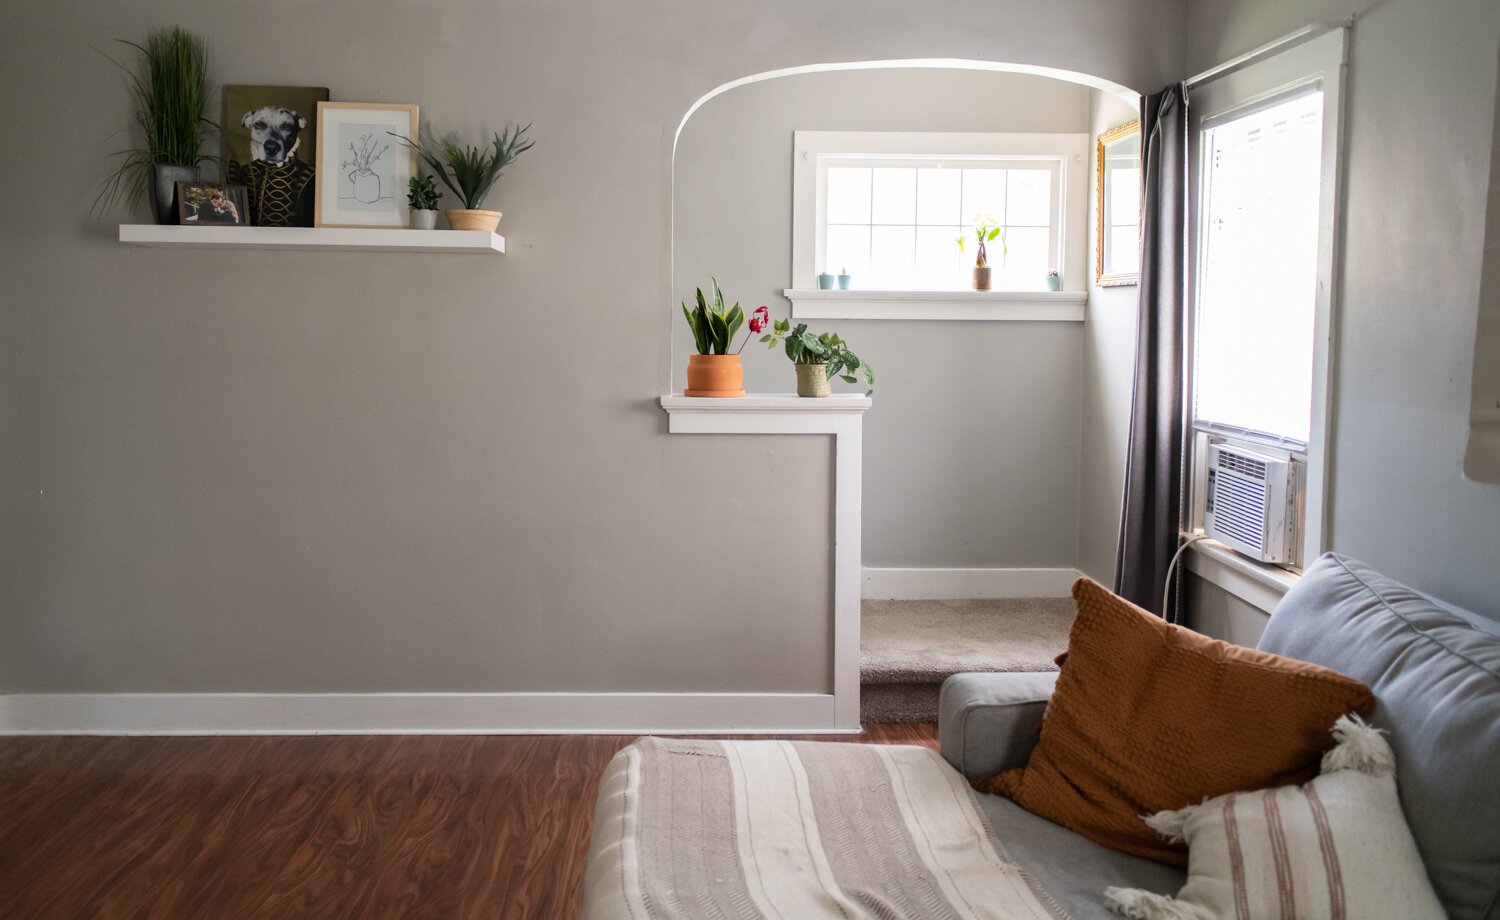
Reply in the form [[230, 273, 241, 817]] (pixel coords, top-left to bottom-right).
[[820, 158, 1063, 291]]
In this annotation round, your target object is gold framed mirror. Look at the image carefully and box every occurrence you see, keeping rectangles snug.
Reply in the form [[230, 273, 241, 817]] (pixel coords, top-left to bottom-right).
[[1096, 119, 1141, 287]]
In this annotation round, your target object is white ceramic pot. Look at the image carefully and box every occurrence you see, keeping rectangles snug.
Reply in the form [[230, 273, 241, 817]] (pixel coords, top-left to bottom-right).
[[410, 209, 439, 230]]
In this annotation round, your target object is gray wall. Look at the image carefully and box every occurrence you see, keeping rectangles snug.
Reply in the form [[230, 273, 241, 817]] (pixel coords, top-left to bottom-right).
[[1077, 89, 1143, 583], [674, 68, 1092, 569], [1183, 0, 1500, 621], [1184, 573, 1271, 647], [0, 0, 1184, 694]]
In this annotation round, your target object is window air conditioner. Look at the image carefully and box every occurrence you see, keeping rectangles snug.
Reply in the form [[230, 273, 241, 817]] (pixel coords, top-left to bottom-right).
[[1204, 442, 1299, 564]]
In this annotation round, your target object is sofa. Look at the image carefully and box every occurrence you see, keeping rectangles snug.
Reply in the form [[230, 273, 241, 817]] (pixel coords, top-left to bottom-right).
[[583, 554, 1500, 919], [941, 553, 1500, 919]]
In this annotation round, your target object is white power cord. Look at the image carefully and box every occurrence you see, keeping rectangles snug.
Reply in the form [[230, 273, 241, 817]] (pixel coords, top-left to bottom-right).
[[1161, 534, 1209, 623]]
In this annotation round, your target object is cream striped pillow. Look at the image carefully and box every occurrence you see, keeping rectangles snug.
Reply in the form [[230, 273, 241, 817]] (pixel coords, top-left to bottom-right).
[[1105, 716, 1445, 920]]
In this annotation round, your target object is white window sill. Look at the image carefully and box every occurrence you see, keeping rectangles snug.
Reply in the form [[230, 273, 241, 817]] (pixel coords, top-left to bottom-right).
[[784, 289, 1086, 322], [1185, 538, 1301, 614]]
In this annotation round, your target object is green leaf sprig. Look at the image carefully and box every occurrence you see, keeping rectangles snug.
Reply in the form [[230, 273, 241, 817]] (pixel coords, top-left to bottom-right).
[[956, 214, 1006, 268]]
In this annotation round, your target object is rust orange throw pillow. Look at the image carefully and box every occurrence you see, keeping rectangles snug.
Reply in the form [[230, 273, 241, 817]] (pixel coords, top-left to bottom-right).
[[972, 577, 1374, 866]]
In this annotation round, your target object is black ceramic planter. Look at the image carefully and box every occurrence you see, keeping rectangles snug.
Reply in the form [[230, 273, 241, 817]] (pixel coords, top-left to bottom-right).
[[151, 163, 202, 224]]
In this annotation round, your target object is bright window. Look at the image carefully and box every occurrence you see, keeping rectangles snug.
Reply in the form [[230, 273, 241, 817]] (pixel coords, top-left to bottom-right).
[[790, 131, 1090, 316], [1194, 90, 1325, 446], [1186, 25, 1346, 569], [1101, 142, 1141, 278]]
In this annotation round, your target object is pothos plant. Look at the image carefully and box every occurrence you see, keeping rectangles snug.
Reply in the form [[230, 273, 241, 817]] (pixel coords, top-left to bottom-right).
[[760, 318, 875, 394], [681, 278, 768, 354], [957, 214, 1006, 268]]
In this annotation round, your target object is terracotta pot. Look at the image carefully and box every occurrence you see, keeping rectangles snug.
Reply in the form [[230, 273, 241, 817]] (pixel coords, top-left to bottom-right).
[[446, 209, 503, 232], [972, 265, 992, 291], [796, 363, 832, 398], [684, 354, 745, 398]]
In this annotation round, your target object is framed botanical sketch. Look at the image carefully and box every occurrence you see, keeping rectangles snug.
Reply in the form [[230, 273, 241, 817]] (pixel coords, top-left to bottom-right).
[[1096, 119, 1141, 287], [223, 85, 329, 227], [314, 102, 419, 228]]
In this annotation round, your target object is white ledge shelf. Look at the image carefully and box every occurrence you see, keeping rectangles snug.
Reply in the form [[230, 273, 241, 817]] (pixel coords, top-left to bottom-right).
[[118, 224, 505, 254], [660, 393, 872, 435], [785, 288, 1086, 322], [661, 393, 871, 415]]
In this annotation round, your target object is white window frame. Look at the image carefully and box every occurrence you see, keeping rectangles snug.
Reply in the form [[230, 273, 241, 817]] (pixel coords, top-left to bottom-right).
[[788, 130, 1090, 322], [1185, 26, 1347, 581]]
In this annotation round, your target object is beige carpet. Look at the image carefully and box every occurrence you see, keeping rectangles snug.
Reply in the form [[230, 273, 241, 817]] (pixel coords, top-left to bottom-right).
[[860, 597, 1075, 723]]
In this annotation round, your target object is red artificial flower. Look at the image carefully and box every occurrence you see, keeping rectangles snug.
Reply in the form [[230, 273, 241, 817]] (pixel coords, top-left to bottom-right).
[[749, 305, 770, 334]]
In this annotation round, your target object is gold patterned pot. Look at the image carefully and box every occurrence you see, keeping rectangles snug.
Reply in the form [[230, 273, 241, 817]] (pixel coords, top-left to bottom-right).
[[446, 209, 503, 232], [796, 363, 832, 398]]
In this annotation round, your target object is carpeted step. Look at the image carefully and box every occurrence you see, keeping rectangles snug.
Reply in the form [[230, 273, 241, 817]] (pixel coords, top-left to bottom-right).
[[860, 597, 1073, 724]]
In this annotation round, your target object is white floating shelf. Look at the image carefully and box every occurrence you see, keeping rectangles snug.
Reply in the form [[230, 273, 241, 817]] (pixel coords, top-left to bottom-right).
[[118, 224, 505, 254]]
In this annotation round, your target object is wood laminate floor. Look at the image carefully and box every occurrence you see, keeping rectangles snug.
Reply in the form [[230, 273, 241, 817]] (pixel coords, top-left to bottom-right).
[[0, 724, 937, 919]]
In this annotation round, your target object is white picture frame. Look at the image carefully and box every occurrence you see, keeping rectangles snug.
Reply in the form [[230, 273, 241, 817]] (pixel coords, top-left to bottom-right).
[[314, 102, 419, 228]]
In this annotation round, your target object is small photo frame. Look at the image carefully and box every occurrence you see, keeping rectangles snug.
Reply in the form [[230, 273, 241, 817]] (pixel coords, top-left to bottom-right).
[[176, 181, 249, 225], [315, 102, 419, 228]]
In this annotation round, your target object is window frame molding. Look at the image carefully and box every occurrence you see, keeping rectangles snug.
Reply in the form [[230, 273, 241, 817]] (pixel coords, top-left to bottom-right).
[[1185, 27, 1348, 570], [791, 130, 1090, 321]]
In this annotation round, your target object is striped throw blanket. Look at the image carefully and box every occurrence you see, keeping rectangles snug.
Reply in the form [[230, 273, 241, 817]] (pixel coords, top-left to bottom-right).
[[582, 738, 1064, 919]]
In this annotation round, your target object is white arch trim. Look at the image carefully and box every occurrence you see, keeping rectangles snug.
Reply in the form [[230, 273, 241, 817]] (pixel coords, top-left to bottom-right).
[[673, 57, 1139, 151]]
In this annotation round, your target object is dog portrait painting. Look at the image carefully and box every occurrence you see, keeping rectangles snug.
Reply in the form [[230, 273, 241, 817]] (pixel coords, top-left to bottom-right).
[[222, 85, 329, 227]]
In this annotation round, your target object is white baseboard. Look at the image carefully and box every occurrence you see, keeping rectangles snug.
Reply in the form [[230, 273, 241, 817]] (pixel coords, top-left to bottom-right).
[[862, 567, 1082, 600], [0, 692, 857, 736]]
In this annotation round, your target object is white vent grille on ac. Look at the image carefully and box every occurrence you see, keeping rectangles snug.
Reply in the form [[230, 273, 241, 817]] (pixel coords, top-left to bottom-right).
[[1218, 452, 1267, 480], [1203, 443, 1298, 564]]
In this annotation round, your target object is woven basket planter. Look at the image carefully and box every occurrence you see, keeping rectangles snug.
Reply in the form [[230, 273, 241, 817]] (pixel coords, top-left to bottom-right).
[[796, 363, 832, 398]]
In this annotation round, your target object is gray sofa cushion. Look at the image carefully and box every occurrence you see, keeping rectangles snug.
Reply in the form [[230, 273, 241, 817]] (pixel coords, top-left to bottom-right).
[[939, 671, 1059, 780], [1258, 553, 1500, 920], [975, 793, 1185, 920]]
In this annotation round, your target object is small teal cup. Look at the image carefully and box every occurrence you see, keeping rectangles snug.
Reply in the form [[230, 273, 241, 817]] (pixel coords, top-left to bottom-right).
[[817, 273, 836, 290]]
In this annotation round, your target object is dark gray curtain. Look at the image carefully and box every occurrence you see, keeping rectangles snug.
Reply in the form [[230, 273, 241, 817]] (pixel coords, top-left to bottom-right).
[[1114, 84, 1189, 618]]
